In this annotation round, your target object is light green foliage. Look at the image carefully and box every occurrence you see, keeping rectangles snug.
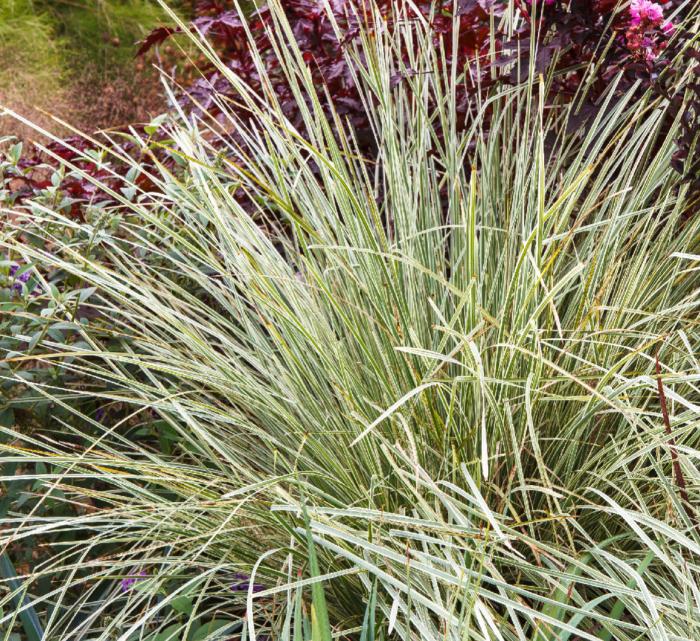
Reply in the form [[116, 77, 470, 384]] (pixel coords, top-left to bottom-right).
[[0, 0, 65, 97], [0, 0, 173, 79], [46, 0, 173, 71], [1, 2, 699, 640]]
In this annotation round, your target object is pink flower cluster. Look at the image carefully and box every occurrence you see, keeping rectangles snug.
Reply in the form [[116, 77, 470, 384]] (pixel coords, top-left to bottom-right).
[[629, 0, 664, 25], [625, 0, 674, 62]]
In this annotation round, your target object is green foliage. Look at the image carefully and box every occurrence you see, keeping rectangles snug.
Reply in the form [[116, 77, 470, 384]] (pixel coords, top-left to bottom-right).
[[0, 0, 65, 97], [0, 140, 122, 430], [0, 0, 174, 82], [1, 2, 699, 640], [0, 553, 44, 641], [43, 0, 173, 72]]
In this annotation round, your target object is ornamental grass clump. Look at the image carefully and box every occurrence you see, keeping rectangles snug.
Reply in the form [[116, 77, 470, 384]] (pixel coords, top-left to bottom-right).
[[1, 1, 699, 640]]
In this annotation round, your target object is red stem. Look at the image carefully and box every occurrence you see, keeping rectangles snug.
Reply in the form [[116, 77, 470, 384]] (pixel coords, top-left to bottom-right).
[[655, 354, 697, 526]]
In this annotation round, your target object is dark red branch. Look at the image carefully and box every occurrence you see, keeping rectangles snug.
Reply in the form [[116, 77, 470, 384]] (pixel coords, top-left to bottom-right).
[[655, 354, 697, 526]]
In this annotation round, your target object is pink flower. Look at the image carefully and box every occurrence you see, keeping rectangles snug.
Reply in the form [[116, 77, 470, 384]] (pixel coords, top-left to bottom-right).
[[629, 0, 664, 27], [624, 0, 674, 63]]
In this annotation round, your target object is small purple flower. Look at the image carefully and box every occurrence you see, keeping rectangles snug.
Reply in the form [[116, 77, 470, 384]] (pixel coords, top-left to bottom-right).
[[120, 570, 148, 592], [230, 572, 264, 593], [9, 264, 31, 294], [8, 262, 40, 296]]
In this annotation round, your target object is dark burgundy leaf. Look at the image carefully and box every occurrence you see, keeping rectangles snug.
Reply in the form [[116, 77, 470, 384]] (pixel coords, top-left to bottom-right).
[[135, 26, 178, 57]]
